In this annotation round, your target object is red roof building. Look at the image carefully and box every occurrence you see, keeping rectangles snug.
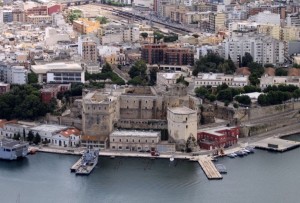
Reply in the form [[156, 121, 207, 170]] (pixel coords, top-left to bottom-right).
[[40, 84, 71, 103], [197, 126, 239, 150]]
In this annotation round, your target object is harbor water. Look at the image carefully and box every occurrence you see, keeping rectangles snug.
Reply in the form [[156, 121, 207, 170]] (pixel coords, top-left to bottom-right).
[[1, 135, 300, 203]]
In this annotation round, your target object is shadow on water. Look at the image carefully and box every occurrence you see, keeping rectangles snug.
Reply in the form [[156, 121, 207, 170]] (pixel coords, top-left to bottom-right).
[[0, 157, 29, 170]]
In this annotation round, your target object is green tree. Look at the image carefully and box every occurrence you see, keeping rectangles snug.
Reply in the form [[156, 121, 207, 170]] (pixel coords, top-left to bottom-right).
[[233, 103, 239, 108], [275, 68, 288, 76], [102, 63, 112, 73], [244, 85, 261, 93], [208, 94, 216, 102], [154, 31, 164, 42], [27, 131, 34, 142], [217, 89, 233, 102], [293, 89, 300, 100], [96, 16, 108, 24], [149, 67, 158, 86], [235, 95, 251, 105], [128, 76, 146, 86], [128, 60, 147, 79], [242, 52, 253, 67], [33, 132, 41, 145], [28, 72, 38, 84], [195, 87, 209, 98], [140, 32, 148, 40]]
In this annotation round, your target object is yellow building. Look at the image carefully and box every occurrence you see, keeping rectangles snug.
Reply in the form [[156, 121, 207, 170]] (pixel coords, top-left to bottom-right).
[[280, 27, 300, 41], [73, 18, 100, 34]]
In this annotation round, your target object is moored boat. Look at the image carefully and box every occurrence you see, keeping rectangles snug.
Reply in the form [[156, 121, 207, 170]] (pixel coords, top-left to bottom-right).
[[75, 147, 99, 175], [0, 139, 28, 160]]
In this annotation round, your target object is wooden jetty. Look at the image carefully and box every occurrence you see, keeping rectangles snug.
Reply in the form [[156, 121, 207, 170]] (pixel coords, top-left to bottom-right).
[[198, 157, 223, 180]]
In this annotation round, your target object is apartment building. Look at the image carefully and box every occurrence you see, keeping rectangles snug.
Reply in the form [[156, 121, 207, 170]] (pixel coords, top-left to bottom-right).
[[287, 12, 300, 27], [209, 12, 226, 33], [7, 66, 28, 85], [141, 44, 194, 65], [78, 37, 97, 62], [73, 18, 100, 35], [98, 23, 140, 44], [223, 30, 284, 65]]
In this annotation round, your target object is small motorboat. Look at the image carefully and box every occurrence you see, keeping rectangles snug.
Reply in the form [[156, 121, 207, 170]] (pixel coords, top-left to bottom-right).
[[227, 153, 237, 158], [235, 151, 244, 157]]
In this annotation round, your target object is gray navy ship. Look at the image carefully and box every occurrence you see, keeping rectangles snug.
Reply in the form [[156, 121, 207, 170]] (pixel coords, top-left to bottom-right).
[[0, 139, 29, 160]]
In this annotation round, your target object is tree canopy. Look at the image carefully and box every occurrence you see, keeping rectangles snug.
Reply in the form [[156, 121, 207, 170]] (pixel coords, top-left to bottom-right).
[[241, 52, 253, 67], [192, 53, 236, 76], [0, 85, 54, 120]]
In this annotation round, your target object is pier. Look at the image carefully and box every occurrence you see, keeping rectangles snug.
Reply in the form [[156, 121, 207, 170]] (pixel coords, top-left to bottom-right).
[[70, 158, 82, 172], [254, 137, 300, 152], [198, 157, 223, 180]]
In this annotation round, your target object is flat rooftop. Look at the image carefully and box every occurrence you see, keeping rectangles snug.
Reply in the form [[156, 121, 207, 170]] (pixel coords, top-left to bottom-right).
[[30, 124, 68, 133], [31, 62, 82, 74], [168, 106, 196, 115], [110, 130, 160, 137], [199, 126, 238, 137], [0, 139, 27, 148]]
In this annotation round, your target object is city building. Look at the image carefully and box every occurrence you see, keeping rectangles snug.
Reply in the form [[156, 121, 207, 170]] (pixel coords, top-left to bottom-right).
[[26, 15, 52, 24], [97, 23, 140, 45], [78, 37, 97, 62], [209, 12, 226, 33], [223, 30, 284, 65], [260, 75, 300, 89], [194, 73, 249, 88], [287, 12, 300, 27], [141, 44, 194, 65], [167, 106, 197, 145], [156, 72, 183, 87], [81, 90, 120, 149], [197, 126, 239, 150], [12, 9, 25, 22], [109, 130, 160, 151], [73, 18, 100, 35], [40, 84, 71, 103], [0, 83, 10, 95], [7, 66, 28, 85], [252, 11, 280, 25], [31, 62, 85, 83]]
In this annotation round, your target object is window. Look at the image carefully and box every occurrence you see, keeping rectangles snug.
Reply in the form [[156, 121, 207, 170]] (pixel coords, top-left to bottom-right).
[[152, 140, 154, 143], [118, 146, 122, 149]]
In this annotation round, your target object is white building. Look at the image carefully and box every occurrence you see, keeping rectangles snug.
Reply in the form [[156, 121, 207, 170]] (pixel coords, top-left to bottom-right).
[[253, 11, 280, 25], [223, 30, 284, 65], [156, 72, 183, 86], [0, 123, 80, 147], [109, 130, 160, 151], [44, 27, 70, 47], [7, 66, 28, 85], [195, 73, 249, 88], [31, 62, 85, 83], [286, 13, 300, 27], [260, 75, 300, 89], [167, 106, 197, 143]]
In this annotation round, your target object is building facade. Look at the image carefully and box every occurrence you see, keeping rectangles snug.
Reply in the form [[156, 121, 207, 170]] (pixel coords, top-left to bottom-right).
[[167, 106, 197, 144], [109, 130, 160, 151], [195, 73, 249, 88], [197, 126, 239, 150], [141, 44, 194, 65]]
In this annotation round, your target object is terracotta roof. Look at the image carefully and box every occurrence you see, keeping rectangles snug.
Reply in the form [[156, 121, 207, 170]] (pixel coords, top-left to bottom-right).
[[288, 68, 300, 76], [0, 120, 17, 128], [236, 67, 251, 76], [264, 68, 275, 76], [60, 128, 81, 138], [81, 135, 107, 142]]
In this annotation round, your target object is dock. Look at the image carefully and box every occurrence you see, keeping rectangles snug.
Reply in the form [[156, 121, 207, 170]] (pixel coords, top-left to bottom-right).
[[198, 157, 223, 180], [75, 164, 95, 175], [70, 158, 82, 172], [254, 137, 300, 152]]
